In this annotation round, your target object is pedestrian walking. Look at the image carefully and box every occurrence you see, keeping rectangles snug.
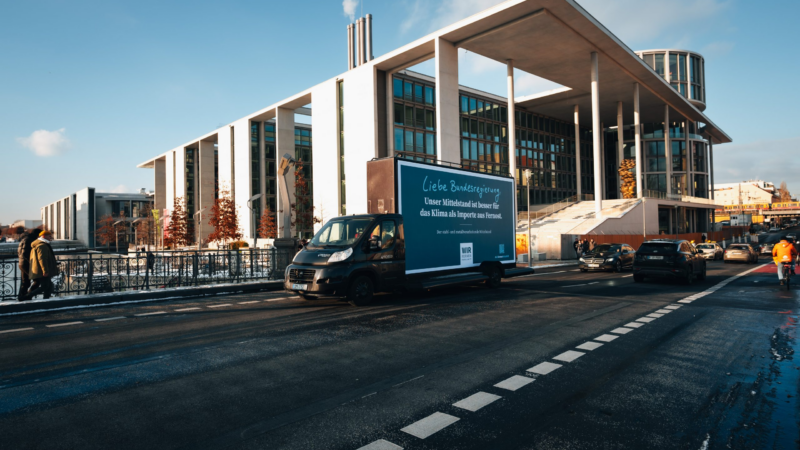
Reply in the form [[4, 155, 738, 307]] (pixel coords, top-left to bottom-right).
[[589, 239, 596, 251], [581, 239, 589, 255], [26, 230, 59, 300], [573, 238, 580, 259], [16, 227, 37, 301]]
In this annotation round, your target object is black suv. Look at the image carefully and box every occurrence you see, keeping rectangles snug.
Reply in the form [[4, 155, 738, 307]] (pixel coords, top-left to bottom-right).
[[633, 239, 707, 284]]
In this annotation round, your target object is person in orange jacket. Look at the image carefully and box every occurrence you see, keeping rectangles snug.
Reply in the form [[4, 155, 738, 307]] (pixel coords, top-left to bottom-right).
[[772, 237, 798, 285]]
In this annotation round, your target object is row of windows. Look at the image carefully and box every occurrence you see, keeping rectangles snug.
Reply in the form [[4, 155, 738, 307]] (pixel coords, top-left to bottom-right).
[[394, 103, 435, 130], [393, 77, 435, 106], [395, 128, 436, 157]]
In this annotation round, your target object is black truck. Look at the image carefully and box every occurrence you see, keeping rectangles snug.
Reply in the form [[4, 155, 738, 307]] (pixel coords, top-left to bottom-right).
[[284, 157, 530, 306]]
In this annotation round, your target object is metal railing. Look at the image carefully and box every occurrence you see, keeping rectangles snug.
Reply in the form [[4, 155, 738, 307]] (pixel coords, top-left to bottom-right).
[[0, 248, 294, 302], [519, 194, 595, 223]]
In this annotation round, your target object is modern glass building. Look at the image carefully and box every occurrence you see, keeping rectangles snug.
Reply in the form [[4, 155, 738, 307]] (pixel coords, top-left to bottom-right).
[[139, 0, 730, 246]]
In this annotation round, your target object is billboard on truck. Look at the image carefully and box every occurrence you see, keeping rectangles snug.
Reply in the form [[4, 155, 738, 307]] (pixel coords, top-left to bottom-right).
[[397, 159, 516, 274]]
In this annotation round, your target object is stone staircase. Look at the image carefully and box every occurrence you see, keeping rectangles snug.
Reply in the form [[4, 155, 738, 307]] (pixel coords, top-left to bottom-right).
[[519, 199, 641, 236]]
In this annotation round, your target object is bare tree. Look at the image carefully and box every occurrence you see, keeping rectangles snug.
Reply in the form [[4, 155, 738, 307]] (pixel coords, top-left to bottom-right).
[[779, 181, 792, 202]]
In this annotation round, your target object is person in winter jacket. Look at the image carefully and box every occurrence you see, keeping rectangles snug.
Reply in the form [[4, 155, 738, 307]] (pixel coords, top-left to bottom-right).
[[16, 227, 37, 301], [26, 230, 59, 300], [772, 238, 798, 285]]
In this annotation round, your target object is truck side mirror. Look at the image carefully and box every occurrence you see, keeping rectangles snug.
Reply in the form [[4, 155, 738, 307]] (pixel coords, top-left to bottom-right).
[[369, 236, 381, 251]]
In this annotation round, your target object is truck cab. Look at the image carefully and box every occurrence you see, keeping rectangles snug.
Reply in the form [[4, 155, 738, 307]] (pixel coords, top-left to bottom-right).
[[284, 214, 406, 306]]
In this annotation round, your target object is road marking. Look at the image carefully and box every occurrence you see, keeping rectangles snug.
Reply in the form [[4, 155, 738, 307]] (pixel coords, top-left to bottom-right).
[[135, 311, 166, 317], [400, 412, 460, 439], [611, 327, 634, 335], [664, 305, 681, 310], [624, 322, 644, 328], [646, 313, 664, 318], [95, 316, 125, 322], [361, 392, 377, 399], [594, 334, 619, 342], [678, 299, 693, 304], [562, 284, 587, 288], [175, 307, 201, 312], [655, 309, 672, 314], [576, 341, 603, 351], [587, 282, 599, 285], [238, 301, 260, 304], [357, 440, 403, 450], [494, 375, 534, 391], [208, 304, 232, 308], [267, 297, 291, 302], [453, 391, 501, 412], [636, 317, 656, 323], [527, 361, 562, 375], [0, 327, 33, 334], [46, 321, 83, 327], [553, 350, 585, 362], [393, 375, 424, 388], [622, 274, 633, 278], [519, 270, 566, 277]]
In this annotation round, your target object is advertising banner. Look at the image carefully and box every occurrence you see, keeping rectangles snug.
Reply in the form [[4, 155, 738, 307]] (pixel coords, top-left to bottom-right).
[[397, 160, 516, 274]]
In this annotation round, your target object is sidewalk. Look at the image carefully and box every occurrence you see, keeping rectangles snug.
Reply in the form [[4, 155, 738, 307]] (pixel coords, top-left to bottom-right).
[[516, 260, 579, 270]]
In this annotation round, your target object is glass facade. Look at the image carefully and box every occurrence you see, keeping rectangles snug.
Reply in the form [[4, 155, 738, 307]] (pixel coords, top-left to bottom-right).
[[640, 50, 705, 106], [295, 126, 313, 238], [338, 80, 346, 215], [250, 122, 261, 226], [185, 148, 195, 216], [264, 123, 276, 213], [393, 74, 436, 163]]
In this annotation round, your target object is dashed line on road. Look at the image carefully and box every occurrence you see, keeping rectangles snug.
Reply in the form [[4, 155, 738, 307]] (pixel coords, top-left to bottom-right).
[[636, 317, 656, 323], [238, 301, 261, 304], [625, 322, 645, 328], [357, 440, 403, 450], [494, 375, 534, 391], [392, 375, 424, 388], [400, 412, 460, 439], [453, 391, 501, 412], [576, 341, 603, 351], [527, 361, 562, 375], [135, 311, 166, 317], [175, 307, 201, 312], [0, 327, 33, 334], [594, 334, 619, 342], [95, 317, 125, 322], [553, 350, 585, 362], [46, 321, 83, 327], [208, 304, 232, 308]]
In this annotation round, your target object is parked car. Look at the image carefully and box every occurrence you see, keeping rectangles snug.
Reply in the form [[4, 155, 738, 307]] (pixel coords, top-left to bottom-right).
[[633, 239, 707, 284], [760, 243, 775, 254], [695, 242, 723, 260], [787, 233, 797, 240], [579, 243, 636, 272], [724, 243, 759, 264]]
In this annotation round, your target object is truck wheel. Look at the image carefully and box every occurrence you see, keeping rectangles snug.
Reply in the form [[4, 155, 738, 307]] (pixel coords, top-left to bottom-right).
[[347, 275, 374, 306], [485, 265, 502, 288]]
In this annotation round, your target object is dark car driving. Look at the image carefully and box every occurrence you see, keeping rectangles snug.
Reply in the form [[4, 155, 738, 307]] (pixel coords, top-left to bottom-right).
[[579, 243, 636, 272], [633, 239, 707, 284]]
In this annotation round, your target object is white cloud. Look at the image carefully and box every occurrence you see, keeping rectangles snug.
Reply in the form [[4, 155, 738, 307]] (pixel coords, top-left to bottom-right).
[[714, 137, 800, 191], [108, 185, 131, 194], [16, 128, 70, 157], [343, 0, 358, 22]]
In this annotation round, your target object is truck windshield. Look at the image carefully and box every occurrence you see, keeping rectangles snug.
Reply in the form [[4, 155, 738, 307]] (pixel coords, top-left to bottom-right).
[[308, 218, 373, 249]]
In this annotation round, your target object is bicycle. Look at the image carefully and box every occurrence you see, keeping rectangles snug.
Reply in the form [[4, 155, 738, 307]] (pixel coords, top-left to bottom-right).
[[783, 263, 792, 290]]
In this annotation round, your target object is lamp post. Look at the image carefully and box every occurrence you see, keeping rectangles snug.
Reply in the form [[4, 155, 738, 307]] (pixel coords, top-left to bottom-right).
[[113, 220, 126, 253], [524, 169, 532, 268], [193, 208, 207, 251], [248, 194, 263, 249]]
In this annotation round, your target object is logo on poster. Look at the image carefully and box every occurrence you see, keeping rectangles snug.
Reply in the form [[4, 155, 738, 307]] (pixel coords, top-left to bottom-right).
[[460, 243, 473, 265]]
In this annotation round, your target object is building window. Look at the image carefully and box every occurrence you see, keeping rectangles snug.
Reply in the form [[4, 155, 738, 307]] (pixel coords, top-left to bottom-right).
[[264, 123, 277, 213], [295, 126, 314, 238], [185, 148, 196, 216], [338, 80, 346, 215], [393, 74, 436, 163]]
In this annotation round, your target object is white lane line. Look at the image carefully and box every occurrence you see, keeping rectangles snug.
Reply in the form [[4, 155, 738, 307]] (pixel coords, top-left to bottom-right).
[[0, 327, 34, 334], [357, 440, 403, 450], [46, 321, 83, 328], [562, 284, 587, 288], [576, 341, 603, 351], [678, 299, 694, 304], [136, 311, 166, 317], [646, 313, 664, 318], [527, 361, 562, 375], [238, 301, 261, 304], [208, 304, 232, 308], [676, 263, 768, 303], [95, 316, 125, 322], [393, 375, 424, 388], [594, 334, 619, 342], [400, 412, 460, 439], [361, 392, 377, 399], [622, 274, 633, 278], [267, 297, 292, 302], [453, 391, 502, 412], [553, 350, 585, 362], [175, 307, 201, 312], [494, 375, 534, 391], [587, 282, 600, 285], [665, 305, 682, 310], [625, 322, 645, 328], [655, 309, 672, 314], [519, 270, 566, 277], [611, 327, 634, 335], [636, 317, 656, 323]]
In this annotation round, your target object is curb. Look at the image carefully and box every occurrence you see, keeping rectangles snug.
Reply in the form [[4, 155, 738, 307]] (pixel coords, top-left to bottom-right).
[[0, 281, 285, 315]]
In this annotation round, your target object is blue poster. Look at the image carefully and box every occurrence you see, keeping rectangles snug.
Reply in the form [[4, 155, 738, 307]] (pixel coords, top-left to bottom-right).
[[397, 160, 516, 274]]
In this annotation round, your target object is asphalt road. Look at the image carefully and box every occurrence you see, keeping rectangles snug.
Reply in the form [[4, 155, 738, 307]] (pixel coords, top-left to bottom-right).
[[0, 254, 798, 449]]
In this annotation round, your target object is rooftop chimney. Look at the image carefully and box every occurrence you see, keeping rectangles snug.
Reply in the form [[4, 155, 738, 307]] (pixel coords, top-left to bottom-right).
[[365, 14, 373, 62], [356, 18, 364, 66], [347, 23, 354, 70]]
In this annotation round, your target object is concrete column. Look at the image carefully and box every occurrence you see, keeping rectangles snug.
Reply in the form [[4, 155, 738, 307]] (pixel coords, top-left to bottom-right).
[[386, 71, 396, 156], [600, 122, 605, 200], [634, 84, 642, 198], [154, 158, 166, 211], [664, 106, 671, 196], [591, 52, 602, 216], [507, 60, 517, 184], [198, 140, 216, 245], [616, 101, 624, 199], [709, 141, 715, 199], [277, 107, 296, 238], [574, 105, 581, 197], [686, 120, 692, 197], [435, 37, 460, 164]]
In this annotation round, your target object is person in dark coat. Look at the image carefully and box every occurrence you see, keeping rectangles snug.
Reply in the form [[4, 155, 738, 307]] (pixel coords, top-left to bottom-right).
[[573, 239, 580, 259], [581, 239, 589, 255], [26, 230, 59, 300], [16, 227, 37, 301]]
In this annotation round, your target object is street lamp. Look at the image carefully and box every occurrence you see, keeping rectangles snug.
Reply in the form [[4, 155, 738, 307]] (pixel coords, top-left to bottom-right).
[[193, 208, 207, 251], [113, 220, 126, 253], [524, 169, 532, 268], [248, 194, 263, 249]]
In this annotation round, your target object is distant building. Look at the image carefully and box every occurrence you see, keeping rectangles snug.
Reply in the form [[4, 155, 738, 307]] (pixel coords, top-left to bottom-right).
[[9, 219, 43, 229], [713, 180, 778, 206], [41, 188, 154, 248]]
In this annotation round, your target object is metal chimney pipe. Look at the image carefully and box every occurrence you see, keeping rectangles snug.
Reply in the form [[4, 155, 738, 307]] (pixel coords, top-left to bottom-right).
[[356, 18, 363, 66], [347, 24, 354, 70], [366, 14, 373, 61]]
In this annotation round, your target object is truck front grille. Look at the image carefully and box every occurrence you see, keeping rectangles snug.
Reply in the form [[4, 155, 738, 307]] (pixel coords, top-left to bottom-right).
[[289, 269, 316, 283]]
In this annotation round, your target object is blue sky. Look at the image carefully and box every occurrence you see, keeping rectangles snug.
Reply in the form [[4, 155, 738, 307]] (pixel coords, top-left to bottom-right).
[[2, 0, 798, 224]]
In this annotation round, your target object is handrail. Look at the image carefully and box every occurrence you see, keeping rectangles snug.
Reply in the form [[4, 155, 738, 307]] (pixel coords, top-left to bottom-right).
[[519, 194, 595, 223]]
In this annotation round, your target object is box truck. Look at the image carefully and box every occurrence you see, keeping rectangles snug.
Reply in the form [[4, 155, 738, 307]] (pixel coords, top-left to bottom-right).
[[284, 157, 529, 305]]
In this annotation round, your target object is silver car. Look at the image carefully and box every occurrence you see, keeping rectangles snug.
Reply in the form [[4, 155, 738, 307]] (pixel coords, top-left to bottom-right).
[[695, 243, 723, 260], [724, 244, 758, 264]]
